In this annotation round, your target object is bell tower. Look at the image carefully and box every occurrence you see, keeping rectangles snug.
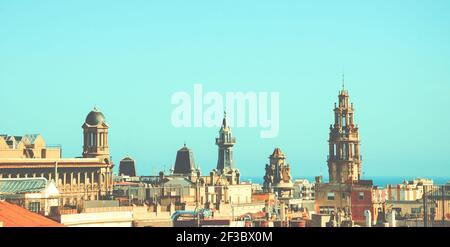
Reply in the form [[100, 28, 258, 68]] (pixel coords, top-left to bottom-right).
[[327, 82, 362, 184], [82, 107, 110, 164]]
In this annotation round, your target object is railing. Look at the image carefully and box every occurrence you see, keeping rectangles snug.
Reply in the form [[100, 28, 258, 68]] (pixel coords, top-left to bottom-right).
[[215, 138, 236, 145], [327, 155, 362, 161]]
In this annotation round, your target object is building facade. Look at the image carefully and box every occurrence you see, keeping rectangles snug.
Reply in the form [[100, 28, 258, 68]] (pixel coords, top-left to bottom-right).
[[315, 85, 383, 226], [0, 108, 113, 206], [0, 177, 60, 216]]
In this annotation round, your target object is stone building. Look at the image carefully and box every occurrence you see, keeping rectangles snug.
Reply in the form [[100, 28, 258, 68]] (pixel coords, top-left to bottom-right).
[[327, 87, 362, 183], [263, 148, 294, 199], [212, 112, 240, 185], [0, 134, 61, 159], [145, 114, 251, 215], [0, 107, 113, 206], [315, 85, 384, 226]]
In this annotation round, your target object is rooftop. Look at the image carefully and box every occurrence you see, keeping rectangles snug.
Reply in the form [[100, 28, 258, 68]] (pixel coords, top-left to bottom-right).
[[0, 178, 51, 195], [0, 200, 63, 227]]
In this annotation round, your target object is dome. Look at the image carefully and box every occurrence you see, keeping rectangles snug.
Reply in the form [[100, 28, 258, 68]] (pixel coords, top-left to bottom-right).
[[85, 107, 106, 125]]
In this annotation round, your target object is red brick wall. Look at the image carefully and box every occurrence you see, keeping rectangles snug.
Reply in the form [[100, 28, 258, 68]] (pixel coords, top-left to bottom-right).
[[351, 186, 373, 224]]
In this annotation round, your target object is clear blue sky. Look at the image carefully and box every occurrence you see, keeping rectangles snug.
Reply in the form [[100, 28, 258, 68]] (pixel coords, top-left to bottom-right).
[[1, 1, 449, 177]]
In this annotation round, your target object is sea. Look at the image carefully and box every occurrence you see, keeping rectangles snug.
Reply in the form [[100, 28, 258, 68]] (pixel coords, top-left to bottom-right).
[[241, 176, 450, 187]]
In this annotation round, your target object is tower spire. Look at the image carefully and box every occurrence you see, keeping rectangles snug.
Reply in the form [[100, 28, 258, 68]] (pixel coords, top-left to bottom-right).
[[222, 111, 227, 128], [342, 73, 345, 90], [328, 85, 361, 183], [216, 110, 237, 180]]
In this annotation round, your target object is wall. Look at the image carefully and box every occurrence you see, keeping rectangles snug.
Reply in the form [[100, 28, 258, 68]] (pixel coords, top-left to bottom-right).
[[58, 211, 133, 227], [350, 185, 374, 224]]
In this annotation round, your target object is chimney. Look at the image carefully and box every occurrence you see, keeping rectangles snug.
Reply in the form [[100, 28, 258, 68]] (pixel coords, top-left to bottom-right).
[[315, 176, 322, 184]]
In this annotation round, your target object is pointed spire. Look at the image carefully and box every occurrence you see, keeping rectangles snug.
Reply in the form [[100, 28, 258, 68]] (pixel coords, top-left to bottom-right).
[[222, 111, 227, 128], [342, 73, 345, 90]]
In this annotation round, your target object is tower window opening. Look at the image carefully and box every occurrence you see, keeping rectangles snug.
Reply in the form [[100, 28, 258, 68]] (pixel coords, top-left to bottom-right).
[[89, 133, 94, 147], [343, 143, 348, 160]]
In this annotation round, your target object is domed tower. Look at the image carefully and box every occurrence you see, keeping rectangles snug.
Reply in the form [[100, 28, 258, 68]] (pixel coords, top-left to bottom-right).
[[82, 107, 110, 163]]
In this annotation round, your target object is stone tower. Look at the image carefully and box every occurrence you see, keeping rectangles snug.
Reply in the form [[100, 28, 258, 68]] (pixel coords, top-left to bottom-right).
[[263, 148, 293, 198], [327, 85, 362, 184], [215, 113, 240, 185], [82, 107, 110, 164]]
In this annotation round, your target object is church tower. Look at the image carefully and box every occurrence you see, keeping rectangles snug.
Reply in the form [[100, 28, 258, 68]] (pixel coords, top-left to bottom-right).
[[82, 107, 110, 164], [327, 83, 362, 184], [215, 112, 240, 184]]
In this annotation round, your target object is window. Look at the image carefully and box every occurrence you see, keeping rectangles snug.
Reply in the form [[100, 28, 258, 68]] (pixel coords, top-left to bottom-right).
[[411, 208, 421, 215], [28, 202, 40, 213], [327, 192, 335, 200], [358, 192, 365, 200], [319, 206, 335, 214]]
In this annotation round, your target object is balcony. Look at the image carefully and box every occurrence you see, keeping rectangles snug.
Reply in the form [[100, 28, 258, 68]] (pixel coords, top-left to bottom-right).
[[215, 137, 236, 145]]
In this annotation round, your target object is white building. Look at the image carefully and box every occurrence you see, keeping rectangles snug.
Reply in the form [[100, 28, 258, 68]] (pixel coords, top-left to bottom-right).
[[386, 178, 434, 201], [0, 177, 60, 215]]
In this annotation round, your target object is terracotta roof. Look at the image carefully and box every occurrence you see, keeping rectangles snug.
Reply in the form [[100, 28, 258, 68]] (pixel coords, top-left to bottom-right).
[[0, 201, 63, 227]]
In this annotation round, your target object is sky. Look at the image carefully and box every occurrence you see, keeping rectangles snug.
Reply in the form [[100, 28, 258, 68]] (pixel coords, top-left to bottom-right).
[[1, 1, 449, 178]]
